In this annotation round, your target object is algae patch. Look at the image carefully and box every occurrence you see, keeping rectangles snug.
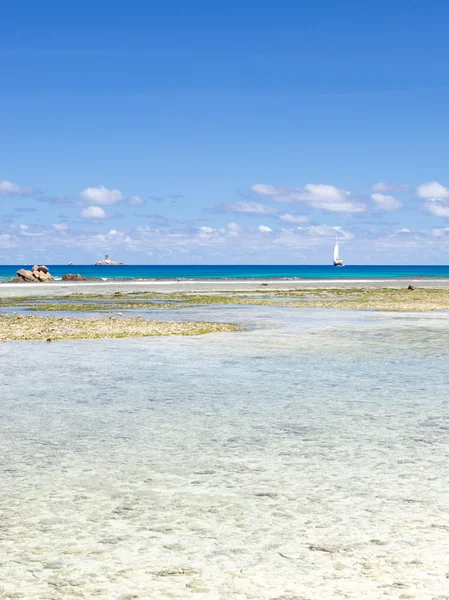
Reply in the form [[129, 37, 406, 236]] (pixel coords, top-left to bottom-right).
[[3, 287, 449, 313], [0, 314, 239, 342]]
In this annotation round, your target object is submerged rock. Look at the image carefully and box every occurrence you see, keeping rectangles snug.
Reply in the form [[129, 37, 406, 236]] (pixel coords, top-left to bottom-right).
[[308, 544, 340, 553]]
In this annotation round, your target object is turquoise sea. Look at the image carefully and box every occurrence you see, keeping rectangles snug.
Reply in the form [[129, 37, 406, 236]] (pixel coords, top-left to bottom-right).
[[2, 264, 449, 281]]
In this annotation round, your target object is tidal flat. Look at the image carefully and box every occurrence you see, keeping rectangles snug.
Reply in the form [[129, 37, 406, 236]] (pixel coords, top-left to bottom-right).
[[0, 314, 238, 342], [3, 286, 449, 313], [1, 299, 449, 599]]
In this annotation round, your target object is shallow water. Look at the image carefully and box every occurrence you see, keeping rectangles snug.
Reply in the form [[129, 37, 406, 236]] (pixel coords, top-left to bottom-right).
[[1, 307, 449, 599]]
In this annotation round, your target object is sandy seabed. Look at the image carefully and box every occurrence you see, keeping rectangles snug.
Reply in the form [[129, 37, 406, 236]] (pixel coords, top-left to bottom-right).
[[1, 305, 449, 599]]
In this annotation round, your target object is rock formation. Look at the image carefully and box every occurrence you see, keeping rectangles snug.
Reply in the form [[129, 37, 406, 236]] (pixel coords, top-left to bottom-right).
[[61, 273, 86, 281], [12, 266, 54, 283]]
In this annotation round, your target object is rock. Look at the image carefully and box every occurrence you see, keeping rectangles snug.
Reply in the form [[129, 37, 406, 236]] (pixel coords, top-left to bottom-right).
[[14, 269, 36, 282], [407, 285, 415, 290], [62, 273, 86, 281], [34, 270, 53, 282], [13, 266, 54, 283]]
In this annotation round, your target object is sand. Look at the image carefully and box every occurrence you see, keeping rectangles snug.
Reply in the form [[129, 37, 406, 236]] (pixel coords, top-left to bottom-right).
[[2, 277, 449, 299]]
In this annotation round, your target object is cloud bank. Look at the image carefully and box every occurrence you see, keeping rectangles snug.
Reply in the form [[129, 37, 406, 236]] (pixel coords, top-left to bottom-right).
[[252, 183, 365, 213]]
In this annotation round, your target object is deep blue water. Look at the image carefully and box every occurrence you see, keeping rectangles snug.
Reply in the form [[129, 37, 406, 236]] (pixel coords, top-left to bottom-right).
[[2, 264, 449, 281]]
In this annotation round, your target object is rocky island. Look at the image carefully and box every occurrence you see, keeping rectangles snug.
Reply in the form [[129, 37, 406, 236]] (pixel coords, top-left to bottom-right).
[[94, 254, 126, 266]]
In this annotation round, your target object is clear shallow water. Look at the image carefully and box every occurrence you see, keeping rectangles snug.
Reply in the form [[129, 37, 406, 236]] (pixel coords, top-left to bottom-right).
[[2, 263, 449, 281], [1, 307, 449, 599]]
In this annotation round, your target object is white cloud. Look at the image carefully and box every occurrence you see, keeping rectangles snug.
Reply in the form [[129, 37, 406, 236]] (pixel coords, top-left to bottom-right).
[[7, 218, 449, 263], [53, 223, 68, 231], [0, 233, 19, 248], [251, 184, 283, 197], [417, 181, 449, 199], [425, 200, 449, 218], [226, 222, 241, 237], [252, 183, 365, 213], [279, 213, 309, 224], [80, 206, 107, 219], [431, 228, 449, 237], [306, 224, 351, 238], [258, 225, 272, 233], [219, 201, 278, 215], [371, 182, 410, 193], [198, 226, 216, 238], [80, 185, 124, 205], [371, 193, 403, 212], [0, 180, 35, 196], [127, 195, 145, 206], [18, 224, 47, 237]]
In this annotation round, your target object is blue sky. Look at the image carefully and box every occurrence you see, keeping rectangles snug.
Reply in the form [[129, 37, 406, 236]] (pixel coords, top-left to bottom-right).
[[2, 0, 449, 264]]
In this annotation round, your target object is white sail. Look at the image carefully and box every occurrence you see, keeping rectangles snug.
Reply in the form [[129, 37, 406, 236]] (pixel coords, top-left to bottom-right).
[[333, 243, 339, 262]]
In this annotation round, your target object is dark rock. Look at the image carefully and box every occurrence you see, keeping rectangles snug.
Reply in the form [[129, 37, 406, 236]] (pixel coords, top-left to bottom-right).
[[407, 285, 415, 290], [62, 273, 86, 281]]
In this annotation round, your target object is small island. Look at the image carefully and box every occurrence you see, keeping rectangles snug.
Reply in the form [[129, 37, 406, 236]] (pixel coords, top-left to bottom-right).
[[93, 254, 127, 266]]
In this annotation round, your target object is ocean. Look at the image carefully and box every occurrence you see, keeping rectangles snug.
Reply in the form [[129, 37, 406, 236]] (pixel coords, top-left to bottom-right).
[[2, 263, 449, 282], [2, 304, 449, 598]]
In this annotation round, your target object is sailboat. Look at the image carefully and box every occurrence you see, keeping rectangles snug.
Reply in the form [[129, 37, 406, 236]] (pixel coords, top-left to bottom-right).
[[333, 242, 344, 267]]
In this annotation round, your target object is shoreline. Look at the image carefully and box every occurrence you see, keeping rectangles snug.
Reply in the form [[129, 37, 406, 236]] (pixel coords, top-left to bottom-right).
[[2, 277, 449, 298]]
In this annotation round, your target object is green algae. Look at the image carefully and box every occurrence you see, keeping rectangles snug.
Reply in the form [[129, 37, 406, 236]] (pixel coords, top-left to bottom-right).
[[0, 314, 239, 342]]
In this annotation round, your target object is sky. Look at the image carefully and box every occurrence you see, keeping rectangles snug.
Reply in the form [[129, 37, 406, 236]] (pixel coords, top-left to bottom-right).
[[2, 0, 449, 265]]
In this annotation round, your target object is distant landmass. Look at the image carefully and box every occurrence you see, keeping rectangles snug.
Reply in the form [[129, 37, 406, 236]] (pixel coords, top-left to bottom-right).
[[93, 255, 126, 266]]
